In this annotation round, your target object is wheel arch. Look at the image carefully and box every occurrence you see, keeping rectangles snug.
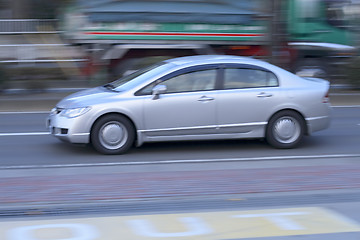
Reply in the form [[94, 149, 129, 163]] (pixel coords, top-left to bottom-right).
[[267, 108, 308, 135], [89, 112, 138, 144]]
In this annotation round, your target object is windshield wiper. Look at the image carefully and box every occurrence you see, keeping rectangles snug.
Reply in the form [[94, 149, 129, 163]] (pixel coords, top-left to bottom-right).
[[103, 83, 117, 91]]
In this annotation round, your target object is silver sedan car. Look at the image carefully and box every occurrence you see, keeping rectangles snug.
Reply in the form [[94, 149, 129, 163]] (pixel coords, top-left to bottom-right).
[[48, 55, 331, 154]]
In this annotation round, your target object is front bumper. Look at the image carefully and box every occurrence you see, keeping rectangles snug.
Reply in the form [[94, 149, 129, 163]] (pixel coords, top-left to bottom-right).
[[47, 110, 91, 144]]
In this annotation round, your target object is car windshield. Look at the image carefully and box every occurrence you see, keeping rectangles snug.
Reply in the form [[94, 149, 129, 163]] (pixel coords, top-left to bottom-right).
[[105, 62, 171, 92]]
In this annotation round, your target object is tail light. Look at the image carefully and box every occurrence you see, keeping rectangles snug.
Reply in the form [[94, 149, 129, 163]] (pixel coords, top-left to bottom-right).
[[323, 90, 329, 103]]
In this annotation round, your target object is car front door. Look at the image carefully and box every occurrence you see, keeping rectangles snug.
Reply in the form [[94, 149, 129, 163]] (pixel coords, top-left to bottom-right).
[[141, 66, 219, 139]]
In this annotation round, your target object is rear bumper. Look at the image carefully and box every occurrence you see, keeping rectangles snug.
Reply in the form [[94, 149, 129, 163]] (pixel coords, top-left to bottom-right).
[[306, 115, 331, 134]]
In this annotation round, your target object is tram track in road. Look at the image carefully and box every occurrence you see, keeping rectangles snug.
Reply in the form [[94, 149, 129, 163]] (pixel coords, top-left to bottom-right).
[[0, 153, 360, 170]]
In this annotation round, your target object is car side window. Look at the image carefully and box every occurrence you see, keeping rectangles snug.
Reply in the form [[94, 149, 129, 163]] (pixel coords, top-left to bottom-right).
[[138, 81, 158, 95], [224, 68, 278, 89], [162, 69, 216, 93], [139, 69, 217, 95]]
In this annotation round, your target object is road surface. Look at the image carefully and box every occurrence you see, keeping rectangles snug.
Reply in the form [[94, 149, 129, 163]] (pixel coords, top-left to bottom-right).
[[0, 106, 359, 240]]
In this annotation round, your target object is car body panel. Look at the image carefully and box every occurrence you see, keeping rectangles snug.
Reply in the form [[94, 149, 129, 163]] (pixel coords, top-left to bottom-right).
[[142, 90, 218, 137], [216, 87, 283, 136]]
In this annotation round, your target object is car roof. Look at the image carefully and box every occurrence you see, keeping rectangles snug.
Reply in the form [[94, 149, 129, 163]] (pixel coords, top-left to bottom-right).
[[163, 55, 265, 67]]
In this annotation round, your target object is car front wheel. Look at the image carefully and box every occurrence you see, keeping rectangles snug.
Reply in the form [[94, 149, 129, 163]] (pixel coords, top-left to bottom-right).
[[266, 111, 305, 149], [91, 114, 135, 154]]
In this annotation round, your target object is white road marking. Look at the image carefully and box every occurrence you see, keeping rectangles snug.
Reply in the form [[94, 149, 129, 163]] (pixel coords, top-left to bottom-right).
[[0, 132, 49, 137], [8, 223, 99, 240], [1, 154, 360, 169], [2, 208, 360, 239], [232, 212, 309, 230], [0, 111, 49, 114]]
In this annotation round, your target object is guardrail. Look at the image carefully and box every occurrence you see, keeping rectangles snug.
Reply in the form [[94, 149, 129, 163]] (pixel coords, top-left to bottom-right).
[[0, 19, 60, 34], [0, 59, 87, 63], [0, 44, 86, 63]]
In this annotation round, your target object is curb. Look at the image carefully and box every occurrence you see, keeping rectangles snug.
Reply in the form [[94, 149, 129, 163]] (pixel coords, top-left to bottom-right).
[[2, 189, 360, 218]]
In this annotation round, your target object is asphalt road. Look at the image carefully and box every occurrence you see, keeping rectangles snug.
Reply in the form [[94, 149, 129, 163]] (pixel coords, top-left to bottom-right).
[[1, 106, 360, 240], [0, 106, 359, 166]]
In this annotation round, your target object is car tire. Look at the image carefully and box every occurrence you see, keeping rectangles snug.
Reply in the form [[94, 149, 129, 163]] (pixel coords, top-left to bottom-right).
[[91, 114, 135, 154], [266, 110, 305, 149]]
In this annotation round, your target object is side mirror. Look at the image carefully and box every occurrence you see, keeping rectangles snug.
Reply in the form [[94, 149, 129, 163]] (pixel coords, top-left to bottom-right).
[[152, 85, 167, 100]]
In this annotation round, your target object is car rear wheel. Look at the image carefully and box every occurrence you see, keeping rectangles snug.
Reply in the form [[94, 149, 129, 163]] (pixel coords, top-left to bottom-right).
[[266, 111, 305, 149], [91, 114, 135, 154]]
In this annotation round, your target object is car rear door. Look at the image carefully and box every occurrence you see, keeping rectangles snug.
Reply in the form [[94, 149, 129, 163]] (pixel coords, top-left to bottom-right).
[[216, 64, 283, 136]]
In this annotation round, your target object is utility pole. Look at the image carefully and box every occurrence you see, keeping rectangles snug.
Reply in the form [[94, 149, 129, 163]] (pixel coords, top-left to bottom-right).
[[269, 0, 277, 65], [269, 0, 275, 64], [269, 0, 285, 67]]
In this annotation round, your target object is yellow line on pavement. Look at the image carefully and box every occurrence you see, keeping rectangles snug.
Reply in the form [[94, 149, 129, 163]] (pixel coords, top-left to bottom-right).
[[1, 207, 359, 240]]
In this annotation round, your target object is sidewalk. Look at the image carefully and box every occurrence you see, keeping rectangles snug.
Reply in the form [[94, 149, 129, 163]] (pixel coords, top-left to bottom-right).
[[1, 163, 360, 211], [0, 88, 360, 112]]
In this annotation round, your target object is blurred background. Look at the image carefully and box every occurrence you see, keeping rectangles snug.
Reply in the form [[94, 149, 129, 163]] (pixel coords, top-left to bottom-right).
[[0, 0, 360, 92], [1, 2, 360, 237]]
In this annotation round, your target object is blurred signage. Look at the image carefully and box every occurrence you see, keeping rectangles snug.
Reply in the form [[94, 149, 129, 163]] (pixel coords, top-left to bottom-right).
[[78, 22, 266, 41], [81, 23, 265, 32]]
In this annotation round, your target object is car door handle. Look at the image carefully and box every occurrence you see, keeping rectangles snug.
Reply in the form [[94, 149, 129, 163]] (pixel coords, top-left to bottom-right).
[[257, 92, 273, 98], [198, 96, 215, 102]]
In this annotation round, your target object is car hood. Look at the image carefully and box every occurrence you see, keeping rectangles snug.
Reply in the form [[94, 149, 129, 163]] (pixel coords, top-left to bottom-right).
[[56, 87, 120, 109]]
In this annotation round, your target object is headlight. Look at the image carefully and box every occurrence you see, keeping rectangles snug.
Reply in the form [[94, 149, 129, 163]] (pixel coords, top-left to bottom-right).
[[50, 108, 57, 115], [60, 107, 91, 118]]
